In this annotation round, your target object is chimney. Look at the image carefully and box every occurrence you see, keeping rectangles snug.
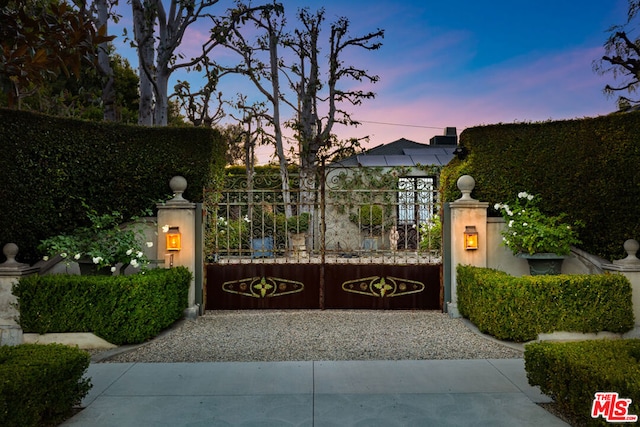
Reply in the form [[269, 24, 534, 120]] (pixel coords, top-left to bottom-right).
[[430, 127, 458, 146]]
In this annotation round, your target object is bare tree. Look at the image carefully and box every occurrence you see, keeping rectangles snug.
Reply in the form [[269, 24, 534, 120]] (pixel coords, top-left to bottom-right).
[[594, 0, 640, 106], [220, 1, 292, 216], [288, 8, 383, 211]]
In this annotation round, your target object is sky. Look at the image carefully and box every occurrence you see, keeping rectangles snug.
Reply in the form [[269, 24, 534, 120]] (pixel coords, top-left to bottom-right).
[[110, 0, 631, 163]]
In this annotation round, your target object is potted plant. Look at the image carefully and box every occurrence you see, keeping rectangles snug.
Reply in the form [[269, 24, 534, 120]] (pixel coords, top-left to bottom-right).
[[349, 204, 392, 250], [494, 192, 583, 275], [39, 204, 153, 275]]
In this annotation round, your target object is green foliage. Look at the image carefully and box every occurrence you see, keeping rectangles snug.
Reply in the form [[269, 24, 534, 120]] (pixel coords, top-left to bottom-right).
[[495, 192, 583, 255], [0, 343, 91, 427], [419, 215, 442, 253], [38, 203, 153, 269], [525, 340, 640, 426], [440, 113, 640, 260], [0, 108, 226, 264], [287, 212, 311, 233], [213, 216, 250, 256], [457, 265, 635, 342], [13, 267, 192, 345]]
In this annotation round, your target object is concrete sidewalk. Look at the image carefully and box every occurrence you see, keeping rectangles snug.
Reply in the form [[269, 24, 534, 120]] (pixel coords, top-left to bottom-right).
[[61, 359, 568, 426]]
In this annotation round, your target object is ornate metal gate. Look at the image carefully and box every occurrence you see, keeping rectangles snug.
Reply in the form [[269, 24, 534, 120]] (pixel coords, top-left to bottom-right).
[[204, 167, 442, 310]]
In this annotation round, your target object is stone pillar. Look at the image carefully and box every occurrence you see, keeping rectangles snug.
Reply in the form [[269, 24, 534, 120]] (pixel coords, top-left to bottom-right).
[[0, 243, 38, 345], [157, 176, 198, 318], [447, 175, 489, 317], [602, 239, 640, 337]]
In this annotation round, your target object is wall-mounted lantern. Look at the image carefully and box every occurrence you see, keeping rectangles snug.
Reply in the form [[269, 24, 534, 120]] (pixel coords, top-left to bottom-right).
[[166, 226, 182, 251], [464, 226, 478, 250]]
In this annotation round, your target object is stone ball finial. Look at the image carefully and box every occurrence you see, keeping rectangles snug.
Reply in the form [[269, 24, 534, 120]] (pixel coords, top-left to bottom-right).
[[456, 175, 476, 201], [169, 176, 188, 202], [3, 243, 19, 264], [624, 239, 639, 256], [613, 239, 640, 266]]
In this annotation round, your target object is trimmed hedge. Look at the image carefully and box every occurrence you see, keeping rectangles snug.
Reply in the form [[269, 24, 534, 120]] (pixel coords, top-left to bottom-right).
[[0, 344, 91, 427], [13, 267, 192, 345], [0, 108, 227, 264], [440, 112, 640, 260], [525, 340, 640, 426], [457, 265, 635, 342]]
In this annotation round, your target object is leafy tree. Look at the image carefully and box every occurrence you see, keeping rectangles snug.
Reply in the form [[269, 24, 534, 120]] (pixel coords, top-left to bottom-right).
[[0, 0, 113, 108], [594, 0, 640, 106]]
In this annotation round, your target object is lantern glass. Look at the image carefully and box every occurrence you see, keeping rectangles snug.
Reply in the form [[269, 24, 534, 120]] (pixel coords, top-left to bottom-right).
[[464, 226, 478, 250], [166, 227, 181, 251]]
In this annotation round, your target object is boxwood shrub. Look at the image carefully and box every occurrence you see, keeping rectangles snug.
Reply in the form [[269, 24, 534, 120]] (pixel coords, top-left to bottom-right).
[[13, 267, 192, 345], [0, 343, 91, 427], [525, 340, 640, 426], [457, 265, 634, 342]]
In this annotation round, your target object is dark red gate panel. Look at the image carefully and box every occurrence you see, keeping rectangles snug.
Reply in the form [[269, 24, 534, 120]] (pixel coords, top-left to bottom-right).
[[206, 263, 442, 310]]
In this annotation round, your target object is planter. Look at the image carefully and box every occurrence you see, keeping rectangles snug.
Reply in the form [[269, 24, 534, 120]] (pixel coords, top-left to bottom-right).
[[251, 236, 274, 258], [517, 253, 566, 275], [288, 233, 308, 257]]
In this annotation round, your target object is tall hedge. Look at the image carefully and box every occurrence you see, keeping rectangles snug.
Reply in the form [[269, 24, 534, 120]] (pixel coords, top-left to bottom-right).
[[0, 108, 226, 263], [441, 112, 640, 260]]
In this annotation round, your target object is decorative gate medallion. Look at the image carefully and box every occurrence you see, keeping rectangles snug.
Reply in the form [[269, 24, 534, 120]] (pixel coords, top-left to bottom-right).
[[341, 276, 425, 298], [222, 276, 305, 298]]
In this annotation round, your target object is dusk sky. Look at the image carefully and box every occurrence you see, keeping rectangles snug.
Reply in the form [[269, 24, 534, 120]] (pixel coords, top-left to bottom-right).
[[111, 1, 630, 163]]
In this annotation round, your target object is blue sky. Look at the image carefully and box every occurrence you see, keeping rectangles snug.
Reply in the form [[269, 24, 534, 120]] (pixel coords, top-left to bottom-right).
[[111, 1, 630, 161]]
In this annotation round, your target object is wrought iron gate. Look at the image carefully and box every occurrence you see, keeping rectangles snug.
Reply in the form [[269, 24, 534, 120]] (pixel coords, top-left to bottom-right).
[[204, 167, 443, 310]]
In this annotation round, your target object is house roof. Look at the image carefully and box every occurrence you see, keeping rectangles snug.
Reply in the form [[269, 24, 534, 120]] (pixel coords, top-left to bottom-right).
[[332, 138, 457, 167]]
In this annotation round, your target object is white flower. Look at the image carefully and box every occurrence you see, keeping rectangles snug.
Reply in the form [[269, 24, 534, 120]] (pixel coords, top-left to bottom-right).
[[218, 216, 225, 222], [137, 251, 144, 258], [110, 266, 117, 273], [162, 224, 170, 233], [518, 191, 529, 199], [523, 222, 528, 227], [130, 259, 139, 268], [126, 249, 133, 256], [527, 194, 534, 201], [74, 253, 81, 260], [494, 203, 502, 210], [508, 220, 514, 228], [243, 215, 250, 223], [61, 252, 67, 258], [92, 256, 103, 264], [43, 256, 49, 261], [146, 241, 153, 248], [506, 209, 513, 216]]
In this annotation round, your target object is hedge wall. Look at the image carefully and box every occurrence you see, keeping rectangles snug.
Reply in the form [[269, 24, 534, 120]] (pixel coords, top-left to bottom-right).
[[0, 108, 227, 263], [441, 112, 640, 260], [457, 265, 634, 342], [13, 267, 191, 345]]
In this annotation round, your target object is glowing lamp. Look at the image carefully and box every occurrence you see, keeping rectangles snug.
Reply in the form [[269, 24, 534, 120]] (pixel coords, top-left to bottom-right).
[[166, 226, 182, 251], [464, 226, 478, 250]]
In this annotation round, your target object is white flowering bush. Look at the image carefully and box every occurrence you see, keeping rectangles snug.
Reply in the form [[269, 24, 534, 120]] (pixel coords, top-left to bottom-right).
[[495, 192, 582, 256], [39, 204, 153, 271]]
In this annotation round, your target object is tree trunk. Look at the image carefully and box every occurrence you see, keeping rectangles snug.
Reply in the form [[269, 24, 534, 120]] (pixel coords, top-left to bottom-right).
[[132, 0, 154, 126], [154, 66, 169, 126], [94, 0, 116, 121]]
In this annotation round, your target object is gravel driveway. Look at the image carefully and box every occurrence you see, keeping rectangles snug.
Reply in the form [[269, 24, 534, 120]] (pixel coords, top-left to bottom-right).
[[100, 310, 524, 363]]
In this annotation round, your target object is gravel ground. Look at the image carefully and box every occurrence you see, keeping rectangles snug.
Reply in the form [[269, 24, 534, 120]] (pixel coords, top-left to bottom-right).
[[99, 310, 523, 363]]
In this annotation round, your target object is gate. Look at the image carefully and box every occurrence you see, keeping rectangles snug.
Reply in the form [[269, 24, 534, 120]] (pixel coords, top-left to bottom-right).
[[204, 167, 443, 310]]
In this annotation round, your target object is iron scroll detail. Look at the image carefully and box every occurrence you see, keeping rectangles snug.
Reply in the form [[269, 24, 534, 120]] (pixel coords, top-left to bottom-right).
[[341, 276, 425, 298], [222, 276, 305, 298]]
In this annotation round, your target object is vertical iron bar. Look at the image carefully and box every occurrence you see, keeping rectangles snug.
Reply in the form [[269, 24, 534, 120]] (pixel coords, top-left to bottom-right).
[[319, 159, 326, 309]]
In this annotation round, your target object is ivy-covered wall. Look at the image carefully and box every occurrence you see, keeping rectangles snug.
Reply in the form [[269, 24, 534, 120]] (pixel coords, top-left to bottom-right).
[[0, 108, 226, 264], [441, 112, 640, 260]]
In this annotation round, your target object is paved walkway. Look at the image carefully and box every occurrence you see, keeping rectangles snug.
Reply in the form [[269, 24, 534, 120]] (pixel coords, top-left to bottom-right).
[[61, 358, 568, 426]]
